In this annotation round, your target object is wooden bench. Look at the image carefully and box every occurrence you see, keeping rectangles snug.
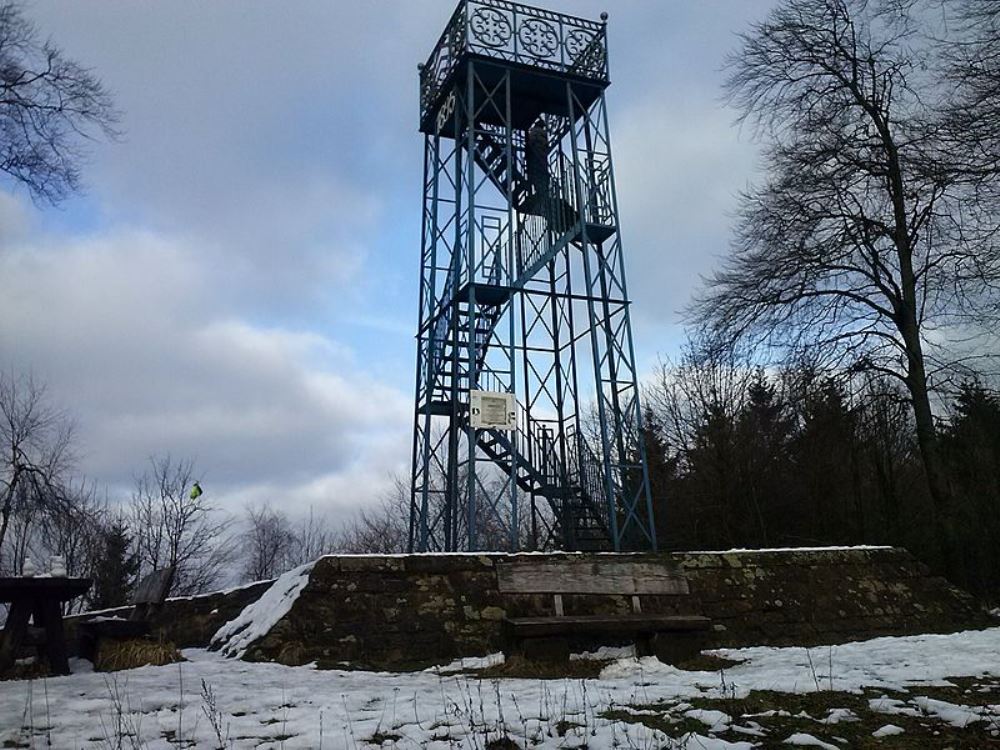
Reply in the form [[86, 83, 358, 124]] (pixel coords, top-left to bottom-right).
[[497, 558, 710, 663], [77, 567, 175, 660]]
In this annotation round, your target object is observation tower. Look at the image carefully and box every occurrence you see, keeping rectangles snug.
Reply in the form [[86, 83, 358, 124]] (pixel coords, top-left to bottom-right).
[[409, 0, 656, 553]]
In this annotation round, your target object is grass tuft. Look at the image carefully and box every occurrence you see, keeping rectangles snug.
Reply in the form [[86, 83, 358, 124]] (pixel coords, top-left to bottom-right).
[[475, 654, 611, 680], [94, 638, 182, 672]]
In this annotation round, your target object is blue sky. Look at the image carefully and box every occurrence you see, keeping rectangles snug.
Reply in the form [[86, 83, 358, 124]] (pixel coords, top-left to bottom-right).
[[0, 1, 775, 522]]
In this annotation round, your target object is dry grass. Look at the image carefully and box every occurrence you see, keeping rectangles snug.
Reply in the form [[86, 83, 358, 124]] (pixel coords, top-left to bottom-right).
[[94, 637, 182, 672], [475, 654, 611, 680], [673, 653, 746, 672]]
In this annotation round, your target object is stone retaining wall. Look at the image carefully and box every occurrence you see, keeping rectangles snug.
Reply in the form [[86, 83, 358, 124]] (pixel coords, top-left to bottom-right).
[[237, 547, 990, 670], [677, 547, 985, 647], [70, 547, 992, 671]]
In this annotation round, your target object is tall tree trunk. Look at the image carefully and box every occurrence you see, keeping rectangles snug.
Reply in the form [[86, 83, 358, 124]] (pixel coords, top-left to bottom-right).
[[898, 284, 954, 569], [0, 507, 10, 571], [882, 110, 956, 572], [0, 472, 18, 570], [905, 342, 955, 567]]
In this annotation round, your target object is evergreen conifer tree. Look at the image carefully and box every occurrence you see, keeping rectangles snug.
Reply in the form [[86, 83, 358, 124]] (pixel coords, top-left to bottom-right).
[[92, 521, 139, 610]]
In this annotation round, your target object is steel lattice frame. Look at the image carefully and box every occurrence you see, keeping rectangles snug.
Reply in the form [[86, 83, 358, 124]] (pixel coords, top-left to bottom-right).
[[409, 0, 657, 553]]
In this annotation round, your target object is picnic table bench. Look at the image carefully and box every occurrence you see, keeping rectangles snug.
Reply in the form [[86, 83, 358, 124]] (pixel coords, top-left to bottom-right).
[[78, 567, 175, 660], [497, 558, 710, 662], [0, 576, 92, 675]]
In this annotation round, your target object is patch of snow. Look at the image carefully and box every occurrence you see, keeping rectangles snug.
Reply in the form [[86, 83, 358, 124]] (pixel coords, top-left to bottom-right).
[[679, 738, 754, 749], [912, 696, 990, 728], [821, 707, 859, 724], [67, 657, 94, 674], [872, 724, 905, 737], [614, 705, 662, 717], [783, 732, 840, 749], [210, 560, 316, 658], [730, 721, 767, 737], [701, 629, 1000, 697], [869, 696, 923, 717], [428, 652, 505, 674], [570, 644, 635, 661], [684, 707, 731, 732]]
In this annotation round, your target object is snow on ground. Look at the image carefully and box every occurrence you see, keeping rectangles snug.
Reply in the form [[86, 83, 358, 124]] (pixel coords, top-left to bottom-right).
[[2, 628, 1000, 749]]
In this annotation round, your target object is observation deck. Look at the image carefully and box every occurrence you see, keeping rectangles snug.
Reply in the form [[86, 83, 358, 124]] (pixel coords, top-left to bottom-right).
[[419, 0, 610, 135]]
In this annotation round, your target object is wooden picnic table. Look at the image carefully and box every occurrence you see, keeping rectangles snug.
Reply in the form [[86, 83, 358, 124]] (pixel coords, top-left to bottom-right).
[[0, 576, 92, 675]]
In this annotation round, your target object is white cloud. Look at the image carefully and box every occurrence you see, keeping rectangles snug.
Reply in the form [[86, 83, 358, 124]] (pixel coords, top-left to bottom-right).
[[615, 98, 759, 326], [0, 219, 410, 512]]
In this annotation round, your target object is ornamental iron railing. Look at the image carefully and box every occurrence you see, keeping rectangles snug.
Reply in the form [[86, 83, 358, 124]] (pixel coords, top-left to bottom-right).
[[420, 0, 608, 125]]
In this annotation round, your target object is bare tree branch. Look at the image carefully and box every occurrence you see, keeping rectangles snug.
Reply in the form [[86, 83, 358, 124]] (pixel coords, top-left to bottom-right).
[[0, 2, 120, 204]]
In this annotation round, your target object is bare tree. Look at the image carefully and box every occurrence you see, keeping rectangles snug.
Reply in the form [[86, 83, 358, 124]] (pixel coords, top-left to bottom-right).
[[691, 0, 1000, 563], [36, 480, 105, 572], [35, 480, 107, 611], [0, 1, 119, 204], [646, 338, 755, 474], [0, 371, 74, 572], [943, 0, 1000, 165], [336, 477, 410, 554], [242, 502, 295, 581], [129, 456, 235, 596], [287, 507, 334, 567]]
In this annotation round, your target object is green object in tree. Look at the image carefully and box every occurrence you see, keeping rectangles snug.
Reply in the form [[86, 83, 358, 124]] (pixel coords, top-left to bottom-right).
[[189, 481, 203, 500]]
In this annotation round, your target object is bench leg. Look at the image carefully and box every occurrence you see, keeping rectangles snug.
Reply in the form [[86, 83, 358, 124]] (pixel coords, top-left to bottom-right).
[[38, 599, 70, 675], [0, 600, 32, 673], [519, 637, 570, 663], [649, 631, 707, 665]]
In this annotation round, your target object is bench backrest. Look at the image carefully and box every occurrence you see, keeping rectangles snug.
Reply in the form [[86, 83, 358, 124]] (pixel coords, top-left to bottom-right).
[[130, 567, 175, 607], [497, 559, 689, 596]]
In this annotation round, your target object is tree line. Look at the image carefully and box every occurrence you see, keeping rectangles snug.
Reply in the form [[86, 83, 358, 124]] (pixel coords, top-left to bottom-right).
[[642, 341, 1000, 599]]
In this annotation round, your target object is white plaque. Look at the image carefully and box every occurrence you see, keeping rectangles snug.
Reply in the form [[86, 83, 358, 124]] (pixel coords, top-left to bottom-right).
[[469, 390, 516, 430]]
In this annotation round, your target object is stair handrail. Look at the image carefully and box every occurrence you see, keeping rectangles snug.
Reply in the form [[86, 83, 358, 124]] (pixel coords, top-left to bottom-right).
[[566, 423, 610, 523], [428, 265, 459, 399]]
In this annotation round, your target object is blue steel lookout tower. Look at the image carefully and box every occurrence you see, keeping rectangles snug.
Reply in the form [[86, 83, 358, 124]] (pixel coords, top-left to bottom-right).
[[409, 0, 656, 553]]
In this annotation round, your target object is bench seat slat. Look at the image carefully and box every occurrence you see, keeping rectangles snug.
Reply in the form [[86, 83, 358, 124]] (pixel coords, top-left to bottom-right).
[[497, 560, 689, 596], [506, 614, 710, 638]]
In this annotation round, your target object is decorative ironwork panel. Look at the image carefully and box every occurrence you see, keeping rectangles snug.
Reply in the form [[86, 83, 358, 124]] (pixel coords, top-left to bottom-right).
[[517, 18, 559, 58], [470, 7, 513, 47]]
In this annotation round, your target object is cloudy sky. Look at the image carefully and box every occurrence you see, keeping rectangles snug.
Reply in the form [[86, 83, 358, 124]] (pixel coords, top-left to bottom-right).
[[0, 1, 775, 523]]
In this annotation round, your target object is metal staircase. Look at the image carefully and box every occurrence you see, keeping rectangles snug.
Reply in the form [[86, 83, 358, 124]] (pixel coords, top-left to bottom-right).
[[471, 128, 616, 291], [436, 127, 621, 550], [427, 278, 506, 409], [472, 130, 532, 211], [475, 406, 612, 550]]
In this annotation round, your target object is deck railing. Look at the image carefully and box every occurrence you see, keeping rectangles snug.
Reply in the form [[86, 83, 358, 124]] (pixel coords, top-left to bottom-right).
[[420, 0, 609, 126]]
